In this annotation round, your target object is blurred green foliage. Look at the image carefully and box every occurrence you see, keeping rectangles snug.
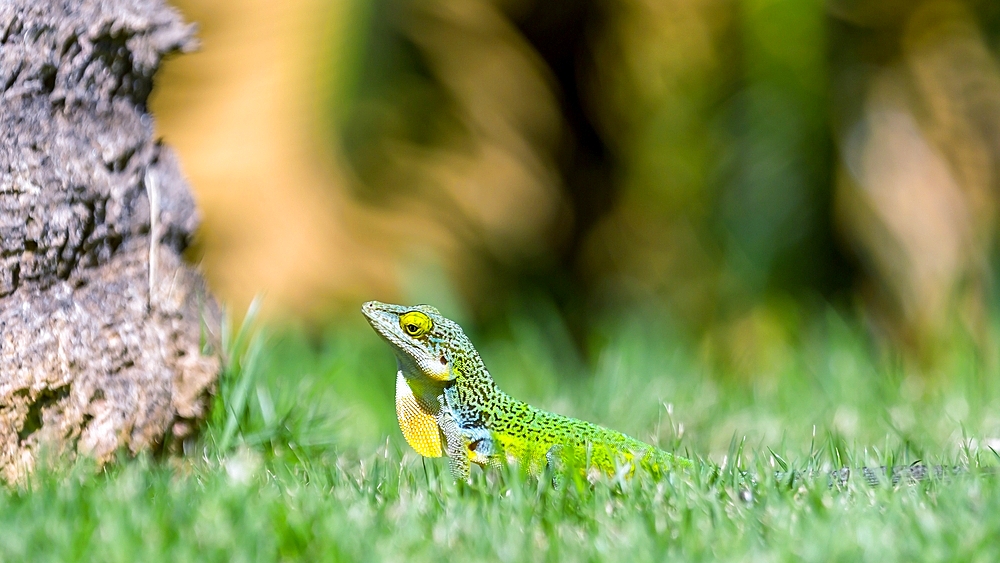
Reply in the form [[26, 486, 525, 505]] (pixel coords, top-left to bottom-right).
[[333, 0, 1000, 365]]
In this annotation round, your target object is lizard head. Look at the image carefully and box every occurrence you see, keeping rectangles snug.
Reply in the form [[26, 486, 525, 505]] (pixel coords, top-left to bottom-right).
[[362, 300, 469, 383]]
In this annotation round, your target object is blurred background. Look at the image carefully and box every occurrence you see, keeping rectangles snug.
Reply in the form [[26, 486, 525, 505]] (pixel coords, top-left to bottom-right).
[[151, 0, 1000, 376]]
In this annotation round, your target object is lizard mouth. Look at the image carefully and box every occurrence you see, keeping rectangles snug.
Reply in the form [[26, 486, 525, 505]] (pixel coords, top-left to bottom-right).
[[361, 301, 403, 341]]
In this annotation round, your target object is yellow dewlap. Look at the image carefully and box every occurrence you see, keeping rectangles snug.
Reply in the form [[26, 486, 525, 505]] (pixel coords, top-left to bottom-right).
[[395, 372, 443, 457]]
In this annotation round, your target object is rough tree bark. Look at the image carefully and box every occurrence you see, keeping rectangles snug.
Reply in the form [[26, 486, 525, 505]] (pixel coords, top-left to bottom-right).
[[0, 0, 219, 481]]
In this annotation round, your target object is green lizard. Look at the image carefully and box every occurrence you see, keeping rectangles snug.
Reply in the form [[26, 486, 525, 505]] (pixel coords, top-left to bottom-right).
[[361, 301, 980, 488], [362, 300, 692, 481]]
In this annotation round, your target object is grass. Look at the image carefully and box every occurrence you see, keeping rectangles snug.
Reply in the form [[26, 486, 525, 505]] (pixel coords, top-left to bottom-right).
[[2, 303, 1000, 562]]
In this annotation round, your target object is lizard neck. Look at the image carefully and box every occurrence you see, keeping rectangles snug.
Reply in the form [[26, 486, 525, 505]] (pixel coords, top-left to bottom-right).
[[449, 344, 515, 426]]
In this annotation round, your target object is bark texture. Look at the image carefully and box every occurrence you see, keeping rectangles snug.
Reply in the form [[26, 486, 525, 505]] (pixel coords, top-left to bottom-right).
[[0, 0, 219, 480]]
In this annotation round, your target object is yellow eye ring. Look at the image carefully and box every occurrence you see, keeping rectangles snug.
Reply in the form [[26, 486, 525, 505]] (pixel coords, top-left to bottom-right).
[[400, 311, 432, 338]]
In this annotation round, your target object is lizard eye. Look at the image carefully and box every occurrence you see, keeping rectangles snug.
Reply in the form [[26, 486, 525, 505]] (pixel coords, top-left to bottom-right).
[[399, 311, 432, 337]]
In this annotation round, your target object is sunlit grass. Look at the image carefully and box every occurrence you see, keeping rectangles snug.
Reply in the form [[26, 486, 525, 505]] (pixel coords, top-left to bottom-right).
[[2, 305, 1000, 561]]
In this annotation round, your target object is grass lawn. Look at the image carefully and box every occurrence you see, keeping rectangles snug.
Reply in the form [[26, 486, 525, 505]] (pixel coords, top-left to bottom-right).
[[2, 305, 1000, 562]]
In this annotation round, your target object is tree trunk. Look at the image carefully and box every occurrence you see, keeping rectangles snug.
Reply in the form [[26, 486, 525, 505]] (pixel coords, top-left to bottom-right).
[[0, 0, 219, 481]]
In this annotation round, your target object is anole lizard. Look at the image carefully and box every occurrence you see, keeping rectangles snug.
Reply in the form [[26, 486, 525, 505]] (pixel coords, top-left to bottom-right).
[[363, 301, 977, 487], [362, 300, 692, 481]]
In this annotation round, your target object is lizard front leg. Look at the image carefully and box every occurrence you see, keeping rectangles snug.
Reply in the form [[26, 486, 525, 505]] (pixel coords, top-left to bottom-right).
[[437, 400, 503, 480], [436, 407, 472, 481]]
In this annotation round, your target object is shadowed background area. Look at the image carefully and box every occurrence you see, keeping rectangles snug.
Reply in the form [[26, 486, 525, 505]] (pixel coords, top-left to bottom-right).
[[151, 0, 1000, 373]]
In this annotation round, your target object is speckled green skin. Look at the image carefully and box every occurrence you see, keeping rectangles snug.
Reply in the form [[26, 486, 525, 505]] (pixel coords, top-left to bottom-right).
[[362, 301, 692, 481]]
